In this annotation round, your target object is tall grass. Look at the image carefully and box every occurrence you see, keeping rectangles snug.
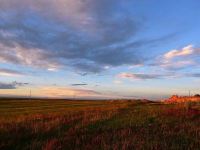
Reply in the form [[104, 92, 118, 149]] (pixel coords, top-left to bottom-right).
[[0, 100, 200, 150]]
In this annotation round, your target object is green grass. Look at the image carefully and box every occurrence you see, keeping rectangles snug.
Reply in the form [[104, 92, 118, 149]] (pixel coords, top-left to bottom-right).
[[0, 99, 200, 150]]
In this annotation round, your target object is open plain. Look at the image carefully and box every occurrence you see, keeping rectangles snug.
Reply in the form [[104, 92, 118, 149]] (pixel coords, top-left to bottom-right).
[[0, 99, 200, 150]]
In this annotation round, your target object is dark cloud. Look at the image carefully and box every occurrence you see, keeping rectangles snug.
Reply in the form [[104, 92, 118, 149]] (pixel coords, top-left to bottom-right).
[[118, 72, 180, 80], [77, 72, 88, 76], [12, 81, 29, 86], [187, 73, 200, 78], [118, 72, 200, 80], [70, 83, 88, 86], [0, 81, 29, 89], [0, 82, 16, 89], [0, 0, 174, 73]]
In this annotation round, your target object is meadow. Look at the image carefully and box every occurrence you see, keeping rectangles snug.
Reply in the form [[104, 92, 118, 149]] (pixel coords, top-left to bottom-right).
[[0, 99, 200, 150]]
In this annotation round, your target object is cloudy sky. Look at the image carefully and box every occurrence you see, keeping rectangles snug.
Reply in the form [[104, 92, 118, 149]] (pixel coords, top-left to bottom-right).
[[0, 0, 200, 99]]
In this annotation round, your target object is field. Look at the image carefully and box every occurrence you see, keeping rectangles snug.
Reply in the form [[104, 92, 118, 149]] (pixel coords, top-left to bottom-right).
[[0, 99, 200, 150]]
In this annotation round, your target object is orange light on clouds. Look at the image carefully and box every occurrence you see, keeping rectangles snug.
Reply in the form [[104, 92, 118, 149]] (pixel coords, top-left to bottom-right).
[[0, 86, 101, 98]]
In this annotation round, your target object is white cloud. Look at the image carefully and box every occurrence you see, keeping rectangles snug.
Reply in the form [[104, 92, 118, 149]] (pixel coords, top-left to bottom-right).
[[164, 45, 194, 59], [0, 43, 61, 71], [156, 45, 200, 70]]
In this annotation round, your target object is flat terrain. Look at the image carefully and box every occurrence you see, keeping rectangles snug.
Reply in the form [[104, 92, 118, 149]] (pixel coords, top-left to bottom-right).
[[0, 99, 200, 150]]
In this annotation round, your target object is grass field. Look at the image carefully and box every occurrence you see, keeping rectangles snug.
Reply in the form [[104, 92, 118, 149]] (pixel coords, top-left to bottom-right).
[[0, 99, 200, 150]]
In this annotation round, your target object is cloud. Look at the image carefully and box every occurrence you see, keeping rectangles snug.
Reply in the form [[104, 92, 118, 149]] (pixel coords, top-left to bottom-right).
[[117, 71, 200, 81], [12, 81, 29, 86], [0, 0, 137, 72], [164, 45, 195, 59], [0, 81, 28, 89], [0, 43, 61, 71], [70, 83, 88, 86], [159, 60, 195, 70], [0, 68, 25, 76], [39, 86, 101, 98], [77, 72, 88, 76], [186, 73, 200, 78], [0, 82, 16, 89], [154, 45, 200, 70], [113, 80, 123, 84], [0, 0, 175, 74], [118, 73, 164, 80]]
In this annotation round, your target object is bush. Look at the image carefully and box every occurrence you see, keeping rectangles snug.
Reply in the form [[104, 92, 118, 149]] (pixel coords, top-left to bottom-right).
[[194, 94, 200, 97]]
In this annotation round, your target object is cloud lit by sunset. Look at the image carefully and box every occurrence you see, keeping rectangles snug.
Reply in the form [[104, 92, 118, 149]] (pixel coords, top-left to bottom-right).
[[0, 0, 200, 99]]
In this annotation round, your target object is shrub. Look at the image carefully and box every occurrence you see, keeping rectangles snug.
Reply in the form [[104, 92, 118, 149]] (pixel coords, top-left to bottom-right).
[[194, 94, 200, 97]]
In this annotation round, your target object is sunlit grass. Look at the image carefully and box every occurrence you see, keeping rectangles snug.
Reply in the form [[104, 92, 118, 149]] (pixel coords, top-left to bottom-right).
[[0, 99, 199, 150]]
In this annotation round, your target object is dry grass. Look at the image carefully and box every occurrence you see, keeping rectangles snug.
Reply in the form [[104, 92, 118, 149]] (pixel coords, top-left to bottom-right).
[[0, 99, 200, 150]]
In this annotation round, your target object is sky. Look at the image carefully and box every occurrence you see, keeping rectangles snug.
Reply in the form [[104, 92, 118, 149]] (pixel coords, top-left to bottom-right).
[[0, 0, 200, 100]]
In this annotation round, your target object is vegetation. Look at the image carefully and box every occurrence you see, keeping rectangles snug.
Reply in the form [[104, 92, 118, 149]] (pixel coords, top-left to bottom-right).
[[194, 94, 200, 97], [0, 99, 200, 150]]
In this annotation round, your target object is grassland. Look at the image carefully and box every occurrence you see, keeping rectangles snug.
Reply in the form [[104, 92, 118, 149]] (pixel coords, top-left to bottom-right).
[[0, 99, 200, 150]]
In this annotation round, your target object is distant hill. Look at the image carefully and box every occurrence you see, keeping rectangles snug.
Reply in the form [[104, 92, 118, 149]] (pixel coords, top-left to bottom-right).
[[164, 95, 200, 103]]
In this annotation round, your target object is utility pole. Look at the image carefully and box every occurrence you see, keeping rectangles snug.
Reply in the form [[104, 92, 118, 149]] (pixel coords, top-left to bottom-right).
[[29, 89, 32, 100]]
